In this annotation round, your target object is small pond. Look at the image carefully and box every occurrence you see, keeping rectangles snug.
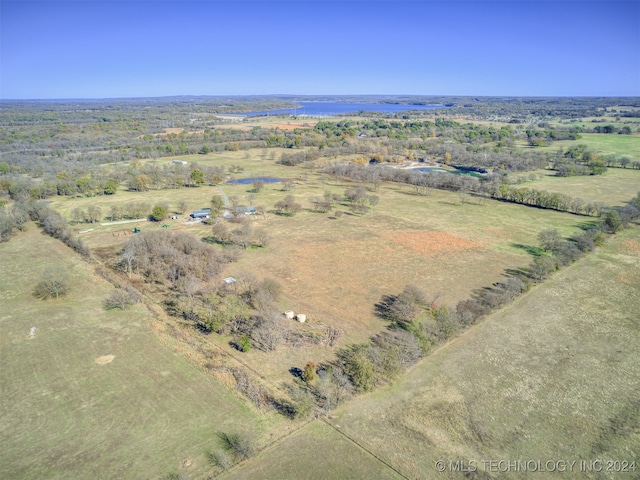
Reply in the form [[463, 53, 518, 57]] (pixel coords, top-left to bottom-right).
[[226, 177, 282, 185], [413, 167, 484, 178]]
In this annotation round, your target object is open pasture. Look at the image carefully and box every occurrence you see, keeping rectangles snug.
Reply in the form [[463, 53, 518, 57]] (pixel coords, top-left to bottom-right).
[[214, 178, 584, 380], [212, 114, 319, 131], [220, 420, 405, 480], [306, 228, 640, 479], [546, 133, 640, 160], [521, 167, 640, 207], [0, 227, 283, 479], [48, 149, 592, 383]]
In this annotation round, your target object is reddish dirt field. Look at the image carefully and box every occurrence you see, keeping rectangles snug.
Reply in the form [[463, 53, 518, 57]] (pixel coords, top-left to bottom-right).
[[272, 124, 312, 131], [619, 238, 640, 256], [383, 231, 484, 256], [149, 128, 205, 137]]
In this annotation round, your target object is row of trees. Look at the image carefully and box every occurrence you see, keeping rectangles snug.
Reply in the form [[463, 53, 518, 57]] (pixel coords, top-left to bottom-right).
[[491, 184, 606, 215], [323, 161, 620, 218], [0, 199, 90, 254]]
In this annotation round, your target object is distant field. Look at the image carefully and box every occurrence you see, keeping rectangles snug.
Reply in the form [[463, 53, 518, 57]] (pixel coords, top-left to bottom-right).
[[212, 115, 320, 131], [520, 168, 640, 207], [546, 133, 640, 160], [0, 227, 285, 479], [319, 228, 640, 479]]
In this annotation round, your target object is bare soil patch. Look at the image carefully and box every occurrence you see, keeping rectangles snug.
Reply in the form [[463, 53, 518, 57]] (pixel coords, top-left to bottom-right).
[[272, 123, 311, 131], [383, 231, 484, 256], [619, 238, 640, 256], [94, 355, 115, 365]]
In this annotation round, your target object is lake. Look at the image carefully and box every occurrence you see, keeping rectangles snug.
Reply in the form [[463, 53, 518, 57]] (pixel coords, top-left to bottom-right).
[[238, 101, 445, 117]]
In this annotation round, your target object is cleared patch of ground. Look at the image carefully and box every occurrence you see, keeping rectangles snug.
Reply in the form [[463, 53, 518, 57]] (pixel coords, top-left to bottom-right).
[[383, 231, 484, 256], [94, 355, 115, 365]]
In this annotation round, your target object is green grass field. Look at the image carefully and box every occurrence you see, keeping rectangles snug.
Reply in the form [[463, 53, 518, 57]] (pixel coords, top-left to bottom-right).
[[0, 226, 286, 479], [220, 420, 405, 480], [520, 168, 640, 207], [545, 133, 640, 161]]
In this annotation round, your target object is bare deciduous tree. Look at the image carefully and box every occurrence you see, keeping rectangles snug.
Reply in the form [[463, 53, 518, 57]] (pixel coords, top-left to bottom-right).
[[33, 266, 70, 300]]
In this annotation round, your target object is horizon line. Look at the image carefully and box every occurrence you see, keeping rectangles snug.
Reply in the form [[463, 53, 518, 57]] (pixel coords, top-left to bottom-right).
[[2, 93, 640, 102]]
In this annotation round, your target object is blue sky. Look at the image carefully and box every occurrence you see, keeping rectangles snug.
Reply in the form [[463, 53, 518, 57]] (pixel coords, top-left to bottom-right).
[[1, 1, 639, 98]]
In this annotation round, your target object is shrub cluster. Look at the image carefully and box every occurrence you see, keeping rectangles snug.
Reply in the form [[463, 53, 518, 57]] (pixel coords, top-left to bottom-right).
[[104, 287, 140, 310], [33, 266, 70, 300], [277, 150, 320, 166], [209, 431, 257, 471], [210, 219, 269, 249], [119, 230, 228, 284]]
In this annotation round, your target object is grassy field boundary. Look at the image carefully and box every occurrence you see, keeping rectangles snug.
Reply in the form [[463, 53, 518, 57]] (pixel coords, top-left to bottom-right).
[[318, 418, 411, 480]]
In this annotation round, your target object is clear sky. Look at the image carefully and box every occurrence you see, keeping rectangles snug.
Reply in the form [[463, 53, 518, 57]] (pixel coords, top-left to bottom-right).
[[1, 0, 639, 99]]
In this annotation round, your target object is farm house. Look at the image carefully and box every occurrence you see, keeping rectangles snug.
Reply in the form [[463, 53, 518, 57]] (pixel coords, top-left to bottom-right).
[[190, 208, 211, 219], [235, 206, 256, 216]]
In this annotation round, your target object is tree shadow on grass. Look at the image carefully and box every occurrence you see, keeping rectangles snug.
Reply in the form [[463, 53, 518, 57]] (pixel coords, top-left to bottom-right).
[[575, 220, 601, 231], [512, 243, 546, 257], [374, 294, 397, 320], [505, 267, 532, 279]]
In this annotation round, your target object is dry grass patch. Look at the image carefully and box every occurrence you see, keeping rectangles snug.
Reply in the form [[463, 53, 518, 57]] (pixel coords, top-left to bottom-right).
[[94, 355, 115, 365], [220, 420, 405, 480], [384, 231, 484, 256]]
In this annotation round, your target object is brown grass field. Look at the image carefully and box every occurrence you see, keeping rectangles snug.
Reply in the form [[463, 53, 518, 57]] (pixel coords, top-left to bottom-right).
[[212, 116, 319, 131], [48, 149, 601, 383], [225, 227, 640, 479]]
